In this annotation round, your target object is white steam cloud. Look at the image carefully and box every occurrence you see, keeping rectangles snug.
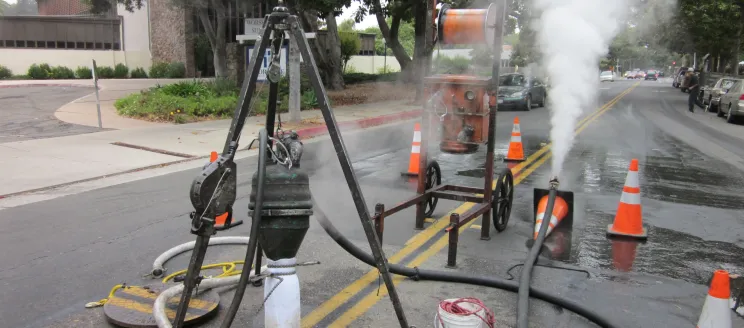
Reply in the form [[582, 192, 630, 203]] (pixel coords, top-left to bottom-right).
[[531, 0, 630, 177]]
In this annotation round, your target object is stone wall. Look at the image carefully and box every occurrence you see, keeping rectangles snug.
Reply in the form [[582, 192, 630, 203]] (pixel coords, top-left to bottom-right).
[[148, 0, 195, 77]]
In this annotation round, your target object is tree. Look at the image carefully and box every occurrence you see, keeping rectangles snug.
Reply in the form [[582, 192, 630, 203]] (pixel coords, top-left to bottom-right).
[[286, 0, 350, 90], [339, 31, 361, 71], [362, 19, 414, 56], [0, 0, 9, 15]]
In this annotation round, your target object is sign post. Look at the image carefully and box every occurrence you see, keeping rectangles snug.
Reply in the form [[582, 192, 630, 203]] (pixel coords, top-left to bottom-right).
[[91, 59, 102, 129], [237, 18, 315, 123]]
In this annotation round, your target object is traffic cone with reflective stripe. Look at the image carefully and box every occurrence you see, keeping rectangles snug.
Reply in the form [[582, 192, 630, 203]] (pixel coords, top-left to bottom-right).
[[533, 194, 569, 239], [607, 158, 647, 239], [505, 117, 525, 161], [697, 270, 732, 328], [402, 123, 422, 177]]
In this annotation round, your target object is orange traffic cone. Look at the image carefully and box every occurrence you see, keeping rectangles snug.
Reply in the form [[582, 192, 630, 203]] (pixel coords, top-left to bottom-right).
[[402, 123, 422, 177], [210, 151, 218, 162], [208, 150, 232, 229], [533, 195, 569, 239], [504, 117, 525, 161], [607, 158, 648, 239], [610, 239, 638, 272], [697, 270, 732, 328]]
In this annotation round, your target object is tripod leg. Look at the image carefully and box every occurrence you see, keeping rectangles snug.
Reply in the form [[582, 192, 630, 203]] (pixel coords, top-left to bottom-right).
[[287, 17, 410, 328]]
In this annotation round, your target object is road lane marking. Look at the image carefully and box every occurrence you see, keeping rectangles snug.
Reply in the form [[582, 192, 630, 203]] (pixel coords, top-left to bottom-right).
[[300, 82, 639, 327], [327, 153, 551, 327], [324, 82, 640, 326]]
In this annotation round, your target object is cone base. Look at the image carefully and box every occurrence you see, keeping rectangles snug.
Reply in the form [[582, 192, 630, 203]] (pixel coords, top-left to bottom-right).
[[606, 224, 648, 240], [504, 157, 525, 162]]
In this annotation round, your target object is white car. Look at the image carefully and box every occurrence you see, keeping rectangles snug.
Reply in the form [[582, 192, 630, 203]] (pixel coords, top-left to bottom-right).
[[600, 71, 615, 82]]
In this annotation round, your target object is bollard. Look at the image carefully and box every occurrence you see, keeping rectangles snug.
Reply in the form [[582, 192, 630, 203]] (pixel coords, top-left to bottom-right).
[[249, 162, 313, 328]]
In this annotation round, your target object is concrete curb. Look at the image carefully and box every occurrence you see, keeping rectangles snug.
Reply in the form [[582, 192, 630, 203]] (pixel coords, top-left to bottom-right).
[[0, 83, 98, 89], [0, 109, 422, 199]]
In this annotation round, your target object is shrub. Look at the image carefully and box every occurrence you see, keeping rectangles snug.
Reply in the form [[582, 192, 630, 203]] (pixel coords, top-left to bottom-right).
[[433, 55, 471, 74], [115, 89, 238, 122], [28, 63, 52, 79], [130, 67, 148, 78], [96, 66, 116, 79], [159, 81, 212, 98], [76, 66, 93, 79], [0, 65, 12, 79], [49, 66, 75, 79], [343, 72, 400, 84], [301, 90, 318, 110], [166, 62, 186, 78], [149, 62, 170, 78], [114, 64, 129, 78]]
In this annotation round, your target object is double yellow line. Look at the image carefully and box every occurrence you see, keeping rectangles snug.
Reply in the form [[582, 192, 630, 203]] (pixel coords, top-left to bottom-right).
[[302, 82, 640, 327]]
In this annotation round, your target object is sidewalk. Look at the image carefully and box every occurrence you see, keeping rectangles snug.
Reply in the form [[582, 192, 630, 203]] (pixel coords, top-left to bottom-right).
[[0, 98, 421, 197], [0, 78, 199, 129]]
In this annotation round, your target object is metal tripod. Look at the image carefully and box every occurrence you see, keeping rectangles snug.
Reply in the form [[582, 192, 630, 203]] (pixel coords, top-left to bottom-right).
[[172, 2, 410, 328]]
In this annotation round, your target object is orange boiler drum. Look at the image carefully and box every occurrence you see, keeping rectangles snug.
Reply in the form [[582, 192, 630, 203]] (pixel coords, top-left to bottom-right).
[[424, 74, 492, 154], [436, 3, 499, 47]]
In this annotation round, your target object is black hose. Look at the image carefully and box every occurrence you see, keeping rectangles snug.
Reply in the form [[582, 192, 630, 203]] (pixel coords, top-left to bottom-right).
[[310, 195, 620, 328], [517, 187, 557, 328], [220, 128, 268, 328]]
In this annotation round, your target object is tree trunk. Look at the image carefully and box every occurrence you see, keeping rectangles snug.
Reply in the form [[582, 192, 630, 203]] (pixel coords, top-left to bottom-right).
[[197, 6, 228, 78], [735, 22, 742, 76], [372, 0, 412, 72], [323, 13, 345, 90]]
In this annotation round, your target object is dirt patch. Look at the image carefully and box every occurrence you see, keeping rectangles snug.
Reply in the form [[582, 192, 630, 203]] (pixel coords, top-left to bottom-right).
[[327, 82, 416, 107]]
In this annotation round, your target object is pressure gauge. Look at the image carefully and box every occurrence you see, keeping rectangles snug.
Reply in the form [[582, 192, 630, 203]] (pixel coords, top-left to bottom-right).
[[465, 90, 475, 101]]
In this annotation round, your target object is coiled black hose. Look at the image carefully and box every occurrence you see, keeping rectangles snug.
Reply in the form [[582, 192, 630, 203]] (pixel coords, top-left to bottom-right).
[[518, 187, 557, 328], [311, 195, 620, 328], [220, 128, 268, 328]]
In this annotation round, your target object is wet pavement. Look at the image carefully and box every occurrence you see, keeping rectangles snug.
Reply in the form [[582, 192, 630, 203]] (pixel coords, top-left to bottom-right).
[[0, 86, 100, 143], [2, 79, 744, 327]]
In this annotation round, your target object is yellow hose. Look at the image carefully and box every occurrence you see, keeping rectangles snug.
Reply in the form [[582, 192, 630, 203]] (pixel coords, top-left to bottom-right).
[[86, 261, 251, 308]]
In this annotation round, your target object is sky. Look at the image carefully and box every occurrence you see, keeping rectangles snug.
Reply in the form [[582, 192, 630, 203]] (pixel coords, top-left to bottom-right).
[[338, 2, 379, 30]]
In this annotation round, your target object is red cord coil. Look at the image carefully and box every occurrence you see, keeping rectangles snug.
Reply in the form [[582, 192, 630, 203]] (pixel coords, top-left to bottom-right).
[[437, 297, 495, 328]]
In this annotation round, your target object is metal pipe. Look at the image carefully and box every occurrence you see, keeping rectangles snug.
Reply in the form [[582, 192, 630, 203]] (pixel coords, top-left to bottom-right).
[[516, 178, 559, 328]]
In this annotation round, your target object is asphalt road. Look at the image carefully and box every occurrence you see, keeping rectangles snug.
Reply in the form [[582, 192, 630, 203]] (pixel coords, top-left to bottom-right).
[[1, 79, 743, 328], [0, 86, 99, 143]]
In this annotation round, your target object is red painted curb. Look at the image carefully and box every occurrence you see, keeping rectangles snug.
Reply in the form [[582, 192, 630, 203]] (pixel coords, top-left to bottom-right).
[[295, 109, 422, 139], [0, 83, 97, 89]]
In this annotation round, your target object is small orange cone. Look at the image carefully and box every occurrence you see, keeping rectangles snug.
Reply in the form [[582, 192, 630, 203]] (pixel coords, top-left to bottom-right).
[[611, 239, 638, 272], [210, 151, 218, 162], [209, 150, 233, 229], [533, 195, 569, 239], [504, 117, 525, 161], [607, 158, 647, 239], [402, 123, 422, 177], [697, 270, 732, 328]]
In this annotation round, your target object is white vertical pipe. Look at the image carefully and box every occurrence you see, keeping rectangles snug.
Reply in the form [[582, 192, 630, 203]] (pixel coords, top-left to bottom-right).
[[264, 258, 300, 328]]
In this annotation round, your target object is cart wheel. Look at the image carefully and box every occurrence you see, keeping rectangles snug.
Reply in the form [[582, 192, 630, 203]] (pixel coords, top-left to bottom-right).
[[424, 161, 442, 217], [492, 168, 514, 232]]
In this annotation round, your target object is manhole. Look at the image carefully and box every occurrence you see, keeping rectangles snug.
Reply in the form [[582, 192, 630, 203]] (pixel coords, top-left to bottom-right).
[[103, 283, 220, 328]]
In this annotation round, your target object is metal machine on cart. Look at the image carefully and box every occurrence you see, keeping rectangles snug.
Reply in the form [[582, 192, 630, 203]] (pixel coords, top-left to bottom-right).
[[372, 2, 514, 268]]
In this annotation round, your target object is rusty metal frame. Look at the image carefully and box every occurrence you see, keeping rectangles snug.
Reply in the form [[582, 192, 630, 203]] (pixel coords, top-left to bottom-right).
[[374, 0, 507, 268]]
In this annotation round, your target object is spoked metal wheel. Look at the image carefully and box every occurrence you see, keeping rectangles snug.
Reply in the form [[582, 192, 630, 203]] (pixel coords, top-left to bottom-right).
[[492, 168, 514, 232], [423, 161, 442, 217]]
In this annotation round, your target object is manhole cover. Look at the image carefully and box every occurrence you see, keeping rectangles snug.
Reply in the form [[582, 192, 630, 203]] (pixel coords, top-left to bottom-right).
[[103, 283, 220, 328]]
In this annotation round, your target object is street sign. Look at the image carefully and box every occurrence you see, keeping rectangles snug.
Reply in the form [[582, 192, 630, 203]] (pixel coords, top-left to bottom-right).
[[243, 18, 264, 39], [246, 45, 288, 82]]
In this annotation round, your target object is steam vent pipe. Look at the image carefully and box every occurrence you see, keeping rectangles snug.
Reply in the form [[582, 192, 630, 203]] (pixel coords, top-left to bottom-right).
[[249, 163, 313, 327]]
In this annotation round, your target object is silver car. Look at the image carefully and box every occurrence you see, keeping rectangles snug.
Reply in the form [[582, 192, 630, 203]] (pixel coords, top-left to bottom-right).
[[704, 78, 740, 113], [717, 79, 744, 124]]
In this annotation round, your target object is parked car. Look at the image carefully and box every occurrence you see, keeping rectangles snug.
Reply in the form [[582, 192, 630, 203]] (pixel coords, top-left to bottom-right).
[[496, 73, 547, 111], [716, 79, 744, 123], [672, 67, 689, 88], [644, 70, 658, 80], [624, 71, 632, 78], [600, 71, 615, 82], [703, 77, 740, 113]]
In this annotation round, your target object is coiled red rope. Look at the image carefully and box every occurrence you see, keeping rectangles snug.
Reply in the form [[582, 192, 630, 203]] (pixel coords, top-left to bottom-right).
[[437, 297, 495, 328]]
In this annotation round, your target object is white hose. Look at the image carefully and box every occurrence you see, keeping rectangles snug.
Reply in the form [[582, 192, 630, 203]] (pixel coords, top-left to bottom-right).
[[150, 237, 251, 277], [154, 265, 268, 328]]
